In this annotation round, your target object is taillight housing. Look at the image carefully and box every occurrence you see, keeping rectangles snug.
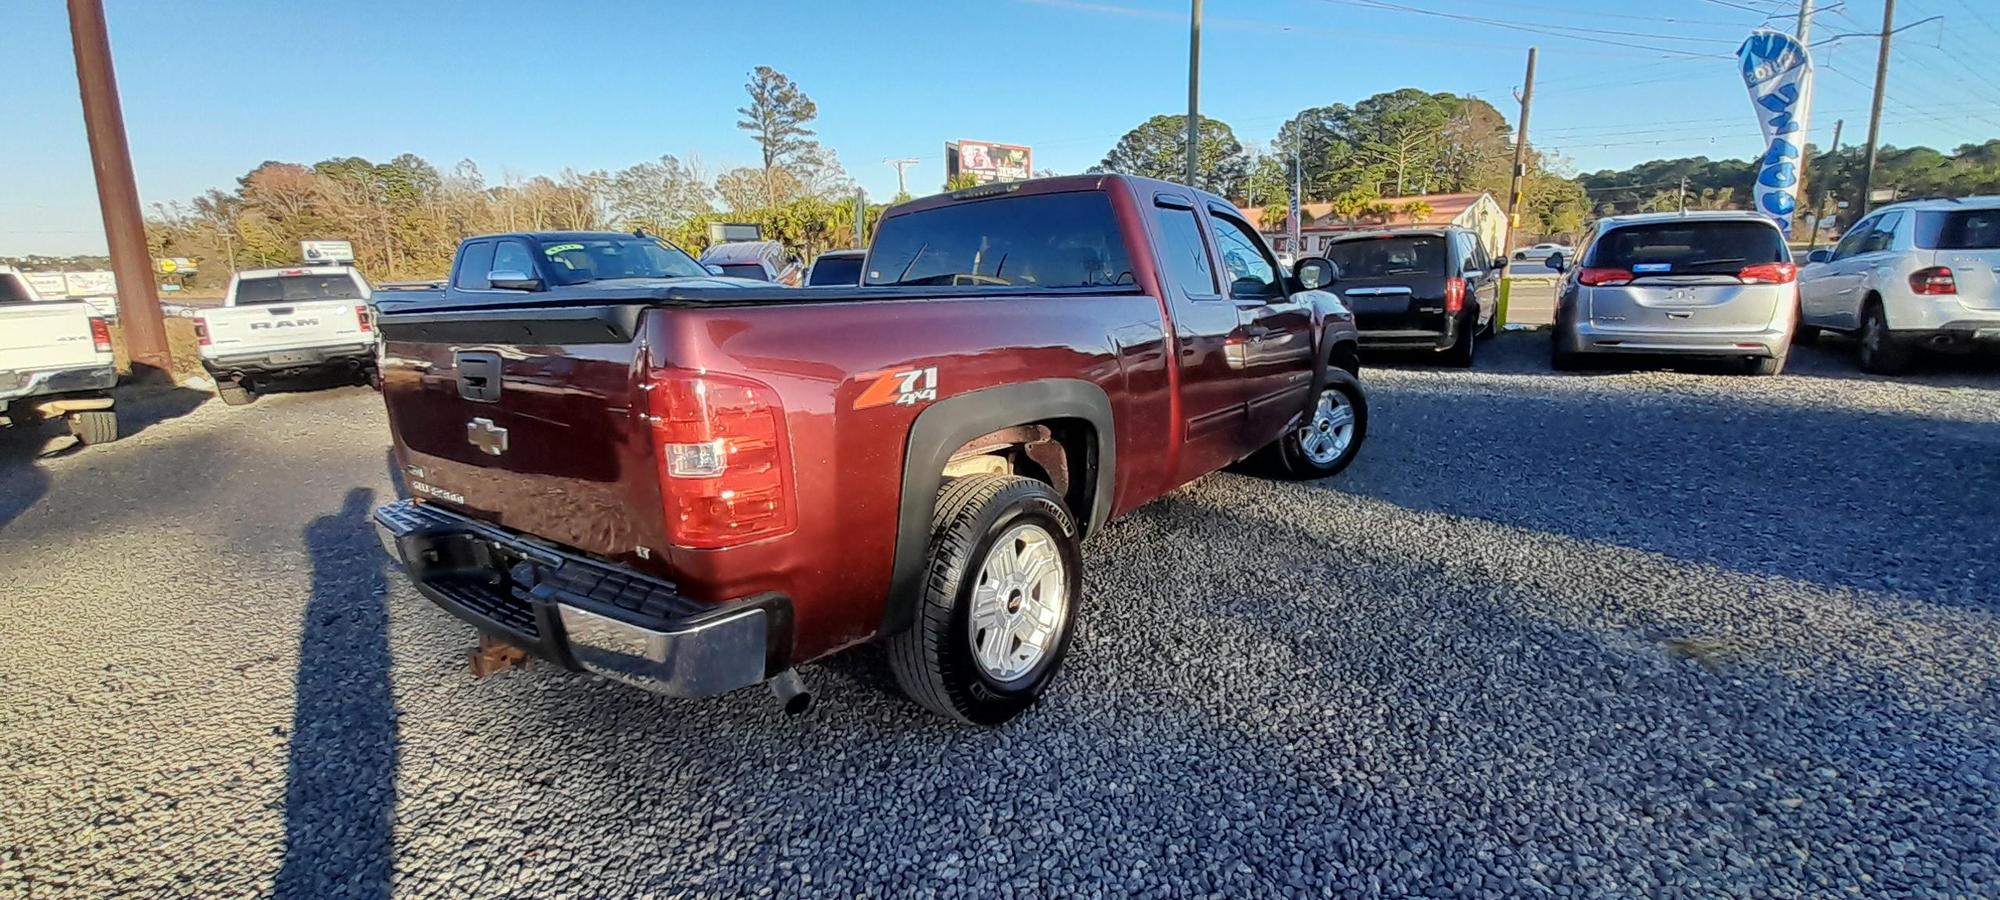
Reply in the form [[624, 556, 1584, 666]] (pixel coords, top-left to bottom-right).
[[88, 316, 112, 354], [194, 316, 212, 346], [647, 370, 795, 549], [1443, 276, 1466, 314], [1909, 266, 1957, 295], [1577, 267, 1635, 286], [1738, 262, 1798, 284], [356, 305, 373, 332]]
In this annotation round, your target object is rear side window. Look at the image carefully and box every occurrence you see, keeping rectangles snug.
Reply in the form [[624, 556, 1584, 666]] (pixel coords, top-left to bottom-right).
[[0, 274, 34, 305], [235, 273, 364, 304], [1151, 202, 1217, 296], [1586, 221, 1786, 275], [1915, 209, 2000, 249], [865, 191, 1135, 289], [1325, 236, 1448, 278], [454, 242, 495, 290], [719, 264, 769, 281], [807, 254, 863, 286]]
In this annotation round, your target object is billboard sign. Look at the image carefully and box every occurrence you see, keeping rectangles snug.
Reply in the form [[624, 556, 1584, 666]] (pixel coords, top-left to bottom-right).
[[64, 271, 116, 296], [1737, 30, 1813, 237], [23, 273, 67, 297], [947, 140, 1032, 185], [301, 239, 355, 264], [707, 222, 763, 243]]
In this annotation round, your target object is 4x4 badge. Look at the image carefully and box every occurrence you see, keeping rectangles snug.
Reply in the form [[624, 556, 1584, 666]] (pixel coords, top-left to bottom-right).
[[855, 367, 939, 409]]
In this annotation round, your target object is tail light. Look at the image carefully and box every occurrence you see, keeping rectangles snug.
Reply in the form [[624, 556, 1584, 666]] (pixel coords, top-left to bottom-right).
[[194, 316, 212, 346], [1443, 277, 1466, 314], [647, 369, 795, 549], [88, 316, 112, 354], [356, 305, 373, 332], [1577, 267, 1635, 286], [1909, 266, 1957, 295], [1738, 262, 1798, 284]]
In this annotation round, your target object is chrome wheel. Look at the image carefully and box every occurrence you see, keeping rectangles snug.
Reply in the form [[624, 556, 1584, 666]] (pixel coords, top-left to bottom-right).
[[1297, 389, 1356, 466], [967, 522, 1068, 684]]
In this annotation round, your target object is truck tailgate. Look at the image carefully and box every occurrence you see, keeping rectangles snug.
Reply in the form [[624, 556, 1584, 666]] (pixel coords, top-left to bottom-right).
[[377, 307, 665, 564], [0, 303, 101, 372], [200, 300, 369, 355]]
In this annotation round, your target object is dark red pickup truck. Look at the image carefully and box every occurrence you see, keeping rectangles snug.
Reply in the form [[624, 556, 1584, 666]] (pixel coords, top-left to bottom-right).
[[373, 175, 1368, 725]]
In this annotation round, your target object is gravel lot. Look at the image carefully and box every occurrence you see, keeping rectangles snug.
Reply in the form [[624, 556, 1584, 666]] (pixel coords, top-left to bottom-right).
[[2, 335, 1996, 897]]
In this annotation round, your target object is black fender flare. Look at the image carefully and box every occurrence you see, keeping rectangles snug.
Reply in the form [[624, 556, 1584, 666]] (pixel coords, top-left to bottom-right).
[[1304, 310, 1362, 422], [881, 378, 1115, 636]]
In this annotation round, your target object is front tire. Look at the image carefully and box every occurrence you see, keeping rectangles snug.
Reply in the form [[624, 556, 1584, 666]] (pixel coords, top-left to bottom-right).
[[1857, 302, 1912, 375], [67, 410, 118, 445], [888, 474, 1082, 726], [1263, 369, 1367, 479]]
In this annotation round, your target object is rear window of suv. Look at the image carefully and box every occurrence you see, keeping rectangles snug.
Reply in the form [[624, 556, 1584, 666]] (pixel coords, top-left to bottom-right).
[[865, 191, 1135, 289], [1325, 235, 1448, 278], [1914, 209, 2000, 249], [1586, 220, 1786, 276]]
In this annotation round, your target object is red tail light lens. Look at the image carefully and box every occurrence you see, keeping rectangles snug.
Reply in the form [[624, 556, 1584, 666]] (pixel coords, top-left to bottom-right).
[[194, 316, 212, 346], [1577, 267, 1635, 286], [1443, 277, 1466, 314], [1738, 262, 1798, 284], [647, 370, 795, 549], [1909, 266, 1957, 295], [88, 316, 112, 353], [356, 305, 373, 332]]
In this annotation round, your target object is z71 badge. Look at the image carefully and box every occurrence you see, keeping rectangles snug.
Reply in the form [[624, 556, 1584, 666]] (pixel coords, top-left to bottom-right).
[[854, 366, 939, 409]]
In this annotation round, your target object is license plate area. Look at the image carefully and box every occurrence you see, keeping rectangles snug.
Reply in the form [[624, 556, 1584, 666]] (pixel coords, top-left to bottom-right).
[[267, 351, 311, 365]]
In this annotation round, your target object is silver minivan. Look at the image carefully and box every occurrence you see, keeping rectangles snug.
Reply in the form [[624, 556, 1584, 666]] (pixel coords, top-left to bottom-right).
[[1549, 211, 1797, 375]]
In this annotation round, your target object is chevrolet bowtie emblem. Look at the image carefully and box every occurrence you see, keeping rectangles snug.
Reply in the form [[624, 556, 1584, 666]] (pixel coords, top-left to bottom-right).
[[467, 417, 509, 456]]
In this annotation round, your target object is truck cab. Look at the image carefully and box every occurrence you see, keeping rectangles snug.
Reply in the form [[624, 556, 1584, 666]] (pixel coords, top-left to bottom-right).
[[0, 266, 120, 445]]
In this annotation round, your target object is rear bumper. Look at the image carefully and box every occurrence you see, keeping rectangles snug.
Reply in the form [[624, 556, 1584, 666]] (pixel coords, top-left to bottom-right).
[[1358, 317, 1457, 351], [373, 500, 789, 698], [202, 342, 375, 377], [1886, 319, 2000, 351], [0, 363, 117, 405], [1557, 322, 1789, 358]]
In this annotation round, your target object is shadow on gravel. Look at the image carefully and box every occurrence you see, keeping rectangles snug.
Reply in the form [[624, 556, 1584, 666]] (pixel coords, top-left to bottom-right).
[[1784, 335, 2000, 389], [0, 384, 211, 532], [277, 487, 398, 899]]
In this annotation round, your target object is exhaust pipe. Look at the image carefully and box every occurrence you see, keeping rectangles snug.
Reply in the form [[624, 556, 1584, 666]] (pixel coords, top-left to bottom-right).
[[767, 669, 812, 716]]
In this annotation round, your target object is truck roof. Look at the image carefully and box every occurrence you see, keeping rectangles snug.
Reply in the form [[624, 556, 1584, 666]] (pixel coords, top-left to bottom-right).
[[884, 173, 1240, 220], [460, 230, 653, 244], [236, 265, 362, 278]]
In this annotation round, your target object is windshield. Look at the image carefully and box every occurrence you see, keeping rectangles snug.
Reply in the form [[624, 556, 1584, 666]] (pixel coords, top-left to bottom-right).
[[807, 254, 864, 286], [235, 273, 365, 304], [865, 191, 1134, 288], [1914, 209, 2000, 250], [539, 238, 707, 285], [1587, 221, 1786, 275], [1325, 236, 1447, 278], [717, 264, 769, 281]]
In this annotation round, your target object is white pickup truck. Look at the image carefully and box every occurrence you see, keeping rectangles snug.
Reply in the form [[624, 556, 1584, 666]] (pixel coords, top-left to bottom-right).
[[195, 266, 376, 405], [0, 266, 119, 444]]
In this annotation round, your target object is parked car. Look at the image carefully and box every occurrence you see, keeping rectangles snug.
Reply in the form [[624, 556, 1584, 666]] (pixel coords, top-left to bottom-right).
[[0, 266, 118, 444], [1317, 227, 1499, 366], [805, 249, 866, 286], [370, 175, 1369, 726], [1797, 197, 2000, 373], [699, 240, 803, 286], [1548, 211, 1796, 375], [1514, 242, 1573, 262], [196, 266, 377, 405]]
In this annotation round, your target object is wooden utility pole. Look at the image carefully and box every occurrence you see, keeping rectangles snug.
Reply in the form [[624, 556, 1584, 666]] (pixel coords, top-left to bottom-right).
[[1679, 176, 1690, 214], [1805, 118, 1843, 248], [1186, 0, 1203, 188], [67, 0, 170, 377], [1501, 47, 1538, 261], [1859, 0, 1894, 212]]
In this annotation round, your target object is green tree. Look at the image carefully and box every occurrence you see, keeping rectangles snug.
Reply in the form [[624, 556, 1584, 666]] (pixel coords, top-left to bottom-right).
[[943, 172, 983, 192], [736, 66, 818, 204], [608, 154, 713, 233], [1093, 114, 1250, 198]]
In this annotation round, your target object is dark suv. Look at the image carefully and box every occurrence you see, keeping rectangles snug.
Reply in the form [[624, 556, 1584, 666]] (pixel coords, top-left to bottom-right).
[[1320, 227, 1501, 366]]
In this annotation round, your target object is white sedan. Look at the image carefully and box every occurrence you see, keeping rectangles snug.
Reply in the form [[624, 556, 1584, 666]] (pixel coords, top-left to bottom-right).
[[1513, 242, 1574, 262]]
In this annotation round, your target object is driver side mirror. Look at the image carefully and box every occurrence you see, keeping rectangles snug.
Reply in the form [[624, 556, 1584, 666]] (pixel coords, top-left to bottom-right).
[[487, 269, 543, 291], [1544, 252, 1567, 272], [1806, 248, 1833, 264], [1293, 256, 1341, 291], [704, 263, 726, 276]]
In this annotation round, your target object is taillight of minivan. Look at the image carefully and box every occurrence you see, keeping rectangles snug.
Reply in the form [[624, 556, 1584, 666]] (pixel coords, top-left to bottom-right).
[[1577, 267, 1635, 286], [647, 369, 796, 549], [1738, 262, 1797, 284], [1444, 277, 1466, 314], [1909, 266, 1957, 295]]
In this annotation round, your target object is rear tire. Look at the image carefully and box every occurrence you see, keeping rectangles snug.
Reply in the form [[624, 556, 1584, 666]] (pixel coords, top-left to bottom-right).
[[1746, 352, 1786, 376], [217, 382, 256, 407], [1857, 302, 1911, 375], [1261, 369, 1368, 479], [67, 410, 118, 445], [1793, 323, 1820, 346], [1443, 315, 1477, 367], [887, 474, 1082, 726]]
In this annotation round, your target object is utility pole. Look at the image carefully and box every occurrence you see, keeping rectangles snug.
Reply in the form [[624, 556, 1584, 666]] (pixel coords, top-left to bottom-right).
[[67, 0, 170, 378], [1679, 176, 1689, 214], [853, 189, 866, 246], [1501, 47, 1537, 261], [1186, 0, 1203, 188], [1805, 118, 1843, 248], [1859, 0, 1894, 213], [883, 158, 918, 197]]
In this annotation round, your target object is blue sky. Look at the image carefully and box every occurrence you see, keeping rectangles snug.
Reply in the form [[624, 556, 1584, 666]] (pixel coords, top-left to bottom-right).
[[4, 0, 1993, 255]]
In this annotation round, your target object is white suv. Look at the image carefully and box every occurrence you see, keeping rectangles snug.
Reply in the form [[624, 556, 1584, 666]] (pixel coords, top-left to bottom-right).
[[1797, 197, 2000, 373]]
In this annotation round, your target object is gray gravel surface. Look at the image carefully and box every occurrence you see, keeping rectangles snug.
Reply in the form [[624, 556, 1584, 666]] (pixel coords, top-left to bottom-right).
[[2, 336, 1996, 898]]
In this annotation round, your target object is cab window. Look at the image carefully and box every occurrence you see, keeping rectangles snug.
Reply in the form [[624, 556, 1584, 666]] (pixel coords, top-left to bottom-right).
[[1206, 210, 1279, 299]]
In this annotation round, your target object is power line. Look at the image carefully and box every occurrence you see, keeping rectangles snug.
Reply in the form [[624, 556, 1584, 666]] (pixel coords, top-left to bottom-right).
[[1310, 0, 1736, 58]]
